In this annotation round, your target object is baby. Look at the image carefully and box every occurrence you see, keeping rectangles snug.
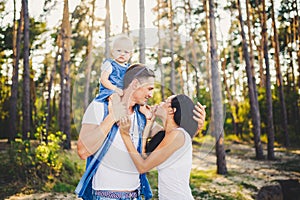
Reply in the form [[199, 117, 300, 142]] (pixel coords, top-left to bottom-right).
[[95, 35, 152, 121], [95, 35, 133, 104]]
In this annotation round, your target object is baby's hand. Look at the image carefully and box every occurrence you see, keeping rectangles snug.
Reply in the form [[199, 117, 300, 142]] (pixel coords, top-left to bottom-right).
[[114, 87, 123, 96], [119, 116, 131, 135]]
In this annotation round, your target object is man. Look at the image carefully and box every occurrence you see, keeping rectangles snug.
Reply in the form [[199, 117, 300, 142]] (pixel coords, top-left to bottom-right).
[[76, 63, 206, 200], [76, 64, 156, 200]]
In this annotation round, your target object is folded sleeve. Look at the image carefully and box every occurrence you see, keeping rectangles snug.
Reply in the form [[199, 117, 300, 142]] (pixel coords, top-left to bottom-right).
[[81, 101, 104, 125]]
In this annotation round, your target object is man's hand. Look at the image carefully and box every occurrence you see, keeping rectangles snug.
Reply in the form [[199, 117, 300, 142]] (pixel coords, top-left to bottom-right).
[[193, 102, 206, 131]]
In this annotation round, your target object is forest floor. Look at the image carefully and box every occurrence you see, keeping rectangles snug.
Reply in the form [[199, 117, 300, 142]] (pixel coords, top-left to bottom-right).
[[2, 139, 300, 200]]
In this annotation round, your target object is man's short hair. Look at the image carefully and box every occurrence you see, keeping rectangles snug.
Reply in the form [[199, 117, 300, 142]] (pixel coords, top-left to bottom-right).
[[123, 63, 155, 89]]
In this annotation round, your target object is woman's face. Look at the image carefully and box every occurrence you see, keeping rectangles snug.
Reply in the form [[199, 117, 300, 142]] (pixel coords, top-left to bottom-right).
[[155, 95, 176, 119]]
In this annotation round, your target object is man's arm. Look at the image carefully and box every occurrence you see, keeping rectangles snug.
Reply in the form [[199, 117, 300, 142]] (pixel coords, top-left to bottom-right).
[[77, 100, 126, 160], [77, 113, 115, 160]]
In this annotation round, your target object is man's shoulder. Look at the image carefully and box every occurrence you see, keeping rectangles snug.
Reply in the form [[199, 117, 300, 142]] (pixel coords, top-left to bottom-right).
[[82, 101, 106, 124], [85, 100, 104, 114], [86, 100, 105, 111]]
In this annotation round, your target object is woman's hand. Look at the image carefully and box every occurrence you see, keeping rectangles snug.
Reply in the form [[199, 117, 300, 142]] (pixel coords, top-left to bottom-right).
[[193, 102, 206, 131], [119, 116, 131, 136], [139, 105, 157, 121]]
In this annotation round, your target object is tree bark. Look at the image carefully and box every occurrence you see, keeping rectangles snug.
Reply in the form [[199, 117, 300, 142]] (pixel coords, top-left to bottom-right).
[[59, 37, 65, 133], [46, 44, 60, 142], [245, 0, 257, 93], [105, 0, 110, 58], [22, 0, 30, 140], [262, 0, 275, 160], [296, 0, 300, 89], [139, 0, 145, 63], [84, 0, 96, 109], [121, 0, 129, 34], [156, 0, 165, 100], [209, 0, 227, 175], [237, 0, 264, 159], [270, 0, 289, 147], [203, 0, 211, 95], [168, 0, 175, 93], [62, 0, 71, 149], [9, 1, 22, 142], [254, 0, 266, 88]]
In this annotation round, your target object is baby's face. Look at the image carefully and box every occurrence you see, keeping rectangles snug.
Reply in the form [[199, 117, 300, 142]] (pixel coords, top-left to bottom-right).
[[112, 40, 133, 64]]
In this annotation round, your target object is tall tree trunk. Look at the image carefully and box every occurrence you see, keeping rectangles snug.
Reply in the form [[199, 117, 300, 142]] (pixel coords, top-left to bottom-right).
[[139, 0, 145, 63], [121, 0, 129, 34], [222, 58, 239, 136], [245, 0, 256, 89], [237, 0, 264, 159], [287, 23, 299, 139], [9, 0, 22, 142], [22, 0, 30, 140], [203, 0, 211, 94], [296, 0, 300, 89], [168, 0, 175, 93], [30, 64, 37, 135], [262, 0, 275, 160], [190, 38, 201, 100], [270, 0, 289, 147], [105, 0, 110, 58], [46, 45, 60, 142], [209, 0, 227, 175], [184, 0, 191, 97], [61, 0, 71, 149], [254, 0, 266, 88], [294, 0, 300, 136], [59, 37, 65, 133], [157, 0, 164, 100], [84, 0, 96, 109]]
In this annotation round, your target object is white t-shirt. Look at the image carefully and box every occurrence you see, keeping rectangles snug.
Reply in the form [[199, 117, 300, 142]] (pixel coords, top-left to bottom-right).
[[82, 101, 140, 191], [157, 128, 194, 200]]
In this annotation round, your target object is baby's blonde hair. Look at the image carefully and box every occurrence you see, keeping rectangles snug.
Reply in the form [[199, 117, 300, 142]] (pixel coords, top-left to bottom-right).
[[111, 35, 134, 50]]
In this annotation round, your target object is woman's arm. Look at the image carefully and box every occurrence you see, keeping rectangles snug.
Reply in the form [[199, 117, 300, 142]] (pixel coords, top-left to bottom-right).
[[119, 116, 184, 173]]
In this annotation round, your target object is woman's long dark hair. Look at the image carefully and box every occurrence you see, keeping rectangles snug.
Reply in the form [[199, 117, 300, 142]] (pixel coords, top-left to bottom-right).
[[171, 94, 198, 138]]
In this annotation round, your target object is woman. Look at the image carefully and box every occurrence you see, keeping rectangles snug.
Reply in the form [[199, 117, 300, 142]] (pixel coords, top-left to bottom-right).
[[119, 94, 200, 200]]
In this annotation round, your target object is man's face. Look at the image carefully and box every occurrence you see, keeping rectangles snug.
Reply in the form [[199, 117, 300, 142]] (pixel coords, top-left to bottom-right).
[[132, 77, 155, 105]]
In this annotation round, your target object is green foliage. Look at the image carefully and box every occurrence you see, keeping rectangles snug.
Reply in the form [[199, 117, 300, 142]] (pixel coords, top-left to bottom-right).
[[35, 131, 66, 174], [3, 127, 84, 195], [0, 18, 47, 55], [8, 138, 36, 182], [147, 170, 158, 199]]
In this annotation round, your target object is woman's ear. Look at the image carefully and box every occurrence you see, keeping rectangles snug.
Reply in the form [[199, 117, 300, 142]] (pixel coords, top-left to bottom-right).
[[172, 107, 176, 114], [168, 107, 176, 115]]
